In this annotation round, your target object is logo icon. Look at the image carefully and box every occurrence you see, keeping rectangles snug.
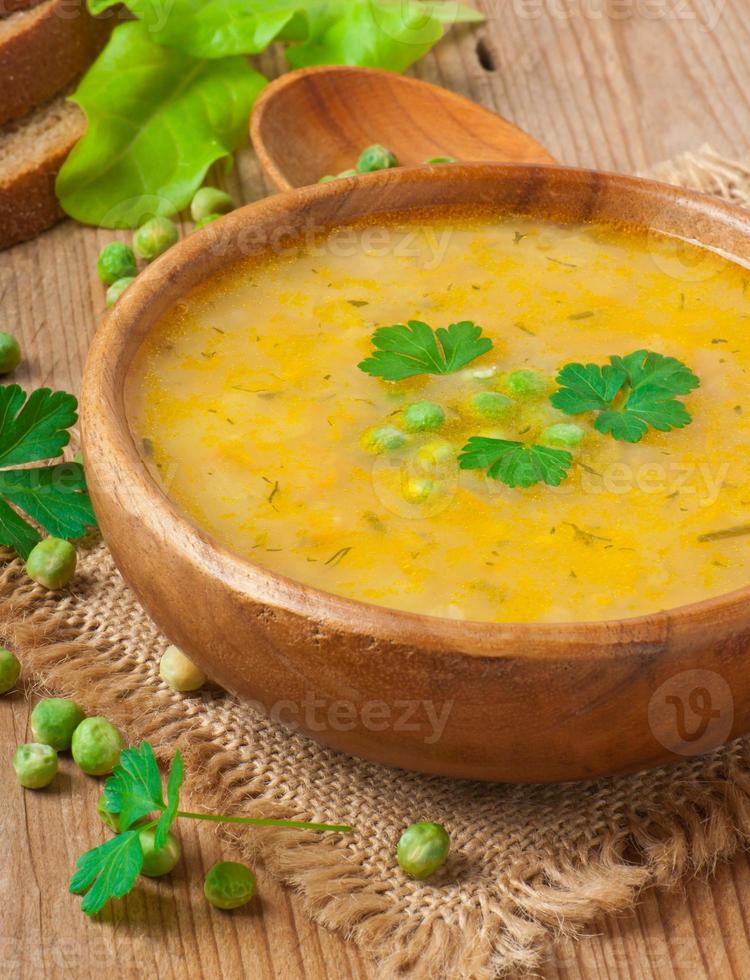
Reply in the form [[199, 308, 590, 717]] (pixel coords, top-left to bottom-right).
[[648, 669, 733, 757]]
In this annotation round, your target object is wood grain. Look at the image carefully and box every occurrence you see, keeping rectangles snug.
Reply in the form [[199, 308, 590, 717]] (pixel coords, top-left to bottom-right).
[[2, 0, 750, 975], [251, 66, 556, 190]]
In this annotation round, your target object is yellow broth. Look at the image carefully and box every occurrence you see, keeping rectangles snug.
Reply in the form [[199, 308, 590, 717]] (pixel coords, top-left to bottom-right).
[[126, 214, 750, 623]]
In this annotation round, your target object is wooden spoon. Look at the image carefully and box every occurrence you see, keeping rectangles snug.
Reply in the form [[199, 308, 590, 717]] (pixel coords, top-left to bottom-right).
[[251, 65, 556, 191]]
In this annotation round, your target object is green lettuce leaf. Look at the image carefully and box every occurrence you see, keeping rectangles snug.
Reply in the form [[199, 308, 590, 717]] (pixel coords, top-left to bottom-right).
[[88, 0, 299, 58], [56, 22, 267, 227], [84, 0, 482, 66], [286, 0, 442, 70]]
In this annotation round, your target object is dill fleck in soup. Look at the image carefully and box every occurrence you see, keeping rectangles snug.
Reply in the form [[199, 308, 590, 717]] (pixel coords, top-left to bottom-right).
[[126, 214, 750, 623]]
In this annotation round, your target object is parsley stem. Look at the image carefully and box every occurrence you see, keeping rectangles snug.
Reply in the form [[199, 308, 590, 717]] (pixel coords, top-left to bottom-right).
[[177, 810, 352, 833]]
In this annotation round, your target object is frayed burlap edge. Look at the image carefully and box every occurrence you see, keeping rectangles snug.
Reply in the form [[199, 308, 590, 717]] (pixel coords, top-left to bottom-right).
[[4, 145, 750, 980], [643, 142, 750, 206], [7, 577, 750, 980]]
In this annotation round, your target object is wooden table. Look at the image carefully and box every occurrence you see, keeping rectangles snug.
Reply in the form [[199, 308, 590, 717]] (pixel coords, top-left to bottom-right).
[[2, 2, 750, 976]]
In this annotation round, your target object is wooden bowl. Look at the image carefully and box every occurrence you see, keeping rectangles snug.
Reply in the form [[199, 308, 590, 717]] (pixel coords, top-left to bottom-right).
[[81, 164, 750, 783]]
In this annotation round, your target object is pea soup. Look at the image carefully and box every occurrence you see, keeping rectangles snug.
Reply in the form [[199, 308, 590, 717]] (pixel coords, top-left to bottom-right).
[[126, 214, 750, 623]]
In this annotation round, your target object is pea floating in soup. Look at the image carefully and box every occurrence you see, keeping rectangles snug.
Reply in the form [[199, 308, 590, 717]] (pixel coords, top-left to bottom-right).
[[126, 214, 750, 623]]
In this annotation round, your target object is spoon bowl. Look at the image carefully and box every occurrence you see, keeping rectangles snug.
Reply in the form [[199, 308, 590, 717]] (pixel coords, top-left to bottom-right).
[[251, 65, 556, 190]]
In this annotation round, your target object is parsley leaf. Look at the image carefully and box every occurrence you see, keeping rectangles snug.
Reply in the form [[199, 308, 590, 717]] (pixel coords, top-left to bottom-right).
[[0, 387, 96, 555], [459, 437, 573, 488], [550, 350, 699, 443], [358, 320, 493, 381], [104, 742, 165, 832], [72, 740, 351, 916], [0, 385, 96, 558], [155, 751, 184, 849], [0, 386, 78, 465], [70, 830, 144, 916]]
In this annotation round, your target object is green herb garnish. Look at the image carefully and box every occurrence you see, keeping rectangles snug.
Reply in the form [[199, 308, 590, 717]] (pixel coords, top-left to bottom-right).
[[358, 320, 493, 381], [459, 436, 572, 488], [550, 349, 699, 443], [71, 742, 351, 916], [0, 385, 96, 558], [325, 546, 352, 566], [698, 523, 750, 542]]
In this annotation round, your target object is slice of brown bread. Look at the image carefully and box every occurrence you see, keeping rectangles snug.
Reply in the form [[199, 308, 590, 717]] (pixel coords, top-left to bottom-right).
[[0, 94, 84, 249], [1, 0, 44, 18], [0, 0, 111, 126]]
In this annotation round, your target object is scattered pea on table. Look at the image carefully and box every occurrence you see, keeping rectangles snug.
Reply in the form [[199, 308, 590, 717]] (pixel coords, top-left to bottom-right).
[[71, 716, 124, 776]]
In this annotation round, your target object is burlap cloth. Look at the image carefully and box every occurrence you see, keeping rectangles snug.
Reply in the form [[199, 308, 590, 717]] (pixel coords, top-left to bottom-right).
[[5, 146, 750, 979]]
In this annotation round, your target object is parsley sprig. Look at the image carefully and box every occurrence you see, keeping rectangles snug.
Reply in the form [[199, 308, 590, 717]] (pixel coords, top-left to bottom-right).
[[459, 437, 573, 488], [0, 385, 96, 557], [550, 349, 699, 443], [358, 320, 493, 381], [71, 742, 352, 916]]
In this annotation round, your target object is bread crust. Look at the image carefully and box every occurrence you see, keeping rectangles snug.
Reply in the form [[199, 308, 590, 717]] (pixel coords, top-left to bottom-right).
[[0, 0, 44, 18], [0, 106, 83, 249], [0, 0, 112, 126]]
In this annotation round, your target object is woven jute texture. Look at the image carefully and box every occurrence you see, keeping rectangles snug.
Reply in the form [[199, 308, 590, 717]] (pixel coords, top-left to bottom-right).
[[5, 146, 750, 980]]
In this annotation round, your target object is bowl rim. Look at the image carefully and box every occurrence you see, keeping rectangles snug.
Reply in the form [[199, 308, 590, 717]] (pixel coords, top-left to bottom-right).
[[82, 162, 750, 658]]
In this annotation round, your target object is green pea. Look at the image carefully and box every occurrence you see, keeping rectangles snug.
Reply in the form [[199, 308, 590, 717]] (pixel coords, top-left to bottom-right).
[[468, 365, 497, 382], [97, 793, 149, 833], [423, 156, 456, 164], [0, 647, 20, 695], [356, 144, 399, 173], [26, 538, 77, 589], [30, 698, 85, 751], [159, 644, 206, 693], [360, 425, 408, 455], [403, 477, 434, 504], [396, 821, 450, 879], [0, 332, 21, 374], [403, 401, 445, 432], [133, 217, 179, 262], [97, 242, 137, 285], [502, 369, 549, 399], [318, 175, 336, 184], [194, 214, 222, 230], [190, 187, 234, 222], [204, 861, 256, 910], [13, 743, 58, 789], [541, 423, 585, 447], [140, 828, 181, 877], [468, 391, 514, 421], [335, 169, 358, 179], [105, 276, 136, 308], [97, 792, 122, 832], [71, 716, 124, 776], [414, 439, 455, 471]]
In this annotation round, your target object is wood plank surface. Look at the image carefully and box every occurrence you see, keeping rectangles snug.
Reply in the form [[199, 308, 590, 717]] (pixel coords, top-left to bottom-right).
[[2, 1, 750, 977]]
